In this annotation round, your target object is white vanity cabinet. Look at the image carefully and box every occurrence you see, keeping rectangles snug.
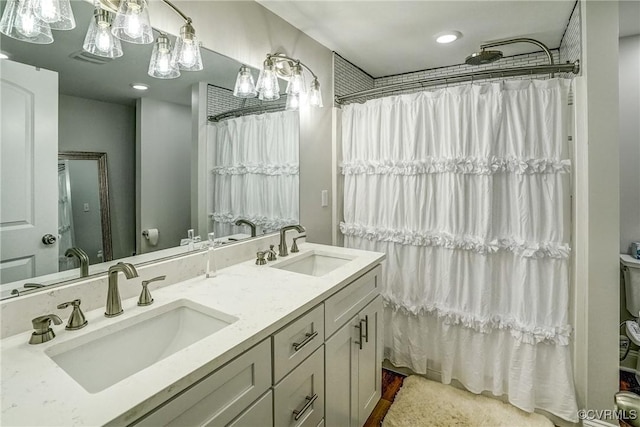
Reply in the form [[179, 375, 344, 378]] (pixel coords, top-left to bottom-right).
[[324, 266, 383, 427], [131, 264, 382, 427]]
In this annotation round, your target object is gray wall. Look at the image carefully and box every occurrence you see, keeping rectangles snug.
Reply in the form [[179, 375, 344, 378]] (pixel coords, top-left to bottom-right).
[[137, 98, 191, 253], [58, 94, 136, 260], [619, 35, 640, 254], [67, 160, 102, 264]]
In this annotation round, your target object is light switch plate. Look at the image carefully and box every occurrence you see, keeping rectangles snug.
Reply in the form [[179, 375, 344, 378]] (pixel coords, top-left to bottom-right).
[[321, 190, 328, 207]]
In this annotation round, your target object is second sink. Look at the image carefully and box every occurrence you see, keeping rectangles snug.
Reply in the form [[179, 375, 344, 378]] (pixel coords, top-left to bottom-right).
[[46, 299, 237, 393], [272, 250, 354, 277]]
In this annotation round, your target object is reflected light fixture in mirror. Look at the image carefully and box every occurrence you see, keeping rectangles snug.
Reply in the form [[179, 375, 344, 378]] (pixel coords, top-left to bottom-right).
[[148, 33, 180, 78], [235, 53, 323, 110], [233, 65, 257, 98], [82, 7, 122, 58]]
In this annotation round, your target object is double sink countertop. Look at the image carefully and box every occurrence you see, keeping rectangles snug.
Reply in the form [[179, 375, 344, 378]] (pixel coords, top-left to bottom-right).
[[0, 243, 385, 426]]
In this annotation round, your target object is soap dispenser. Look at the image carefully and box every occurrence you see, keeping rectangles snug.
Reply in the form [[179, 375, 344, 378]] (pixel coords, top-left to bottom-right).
[[206, 232, 217, 278]]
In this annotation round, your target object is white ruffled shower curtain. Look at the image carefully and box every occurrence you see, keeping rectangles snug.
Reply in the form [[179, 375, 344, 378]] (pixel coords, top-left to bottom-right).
[[340, 79, 578, 422], [208, 111, 299, 237]]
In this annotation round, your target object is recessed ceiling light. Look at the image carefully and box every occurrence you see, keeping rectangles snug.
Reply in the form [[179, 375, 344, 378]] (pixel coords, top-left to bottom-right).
[[435, 31, 462, 44], [0, 53, 9, 60], [131, 83, 149, 91]]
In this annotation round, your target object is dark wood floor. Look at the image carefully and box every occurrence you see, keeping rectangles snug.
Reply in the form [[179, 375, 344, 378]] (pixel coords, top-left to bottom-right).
[[363, 369, 406, 426]]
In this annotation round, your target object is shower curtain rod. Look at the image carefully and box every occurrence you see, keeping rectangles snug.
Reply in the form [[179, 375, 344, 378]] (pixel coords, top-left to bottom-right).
[[334, 60, 580, 104], [208, 102, 287, 122]]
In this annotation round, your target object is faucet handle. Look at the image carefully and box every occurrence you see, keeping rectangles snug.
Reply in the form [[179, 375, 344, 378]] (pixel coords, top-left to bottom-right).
[[138, 276, 165, 306], [267, 245, 277, 261], [57, 299, 88, 330], [29, 314, 62, 344], [256, 251, 267, 265], [291, 235, 306, 253]]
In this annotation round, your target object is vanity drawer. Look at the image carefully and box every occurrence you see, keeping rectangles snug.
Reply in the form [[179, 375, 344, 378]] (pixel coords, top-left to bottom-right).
[[324, 265, 381, 339], [134, 339, 271, 427], [273, 304, 324, 383], [227, 390, 273, 427], [273, 346, 325, 427]]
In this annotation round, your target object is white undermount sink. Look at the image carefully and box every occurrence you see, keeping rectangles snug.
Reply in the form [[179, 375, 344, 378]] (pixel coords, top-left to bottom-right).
[[272, 250, 354, 277], [46, 299, 237, 393]]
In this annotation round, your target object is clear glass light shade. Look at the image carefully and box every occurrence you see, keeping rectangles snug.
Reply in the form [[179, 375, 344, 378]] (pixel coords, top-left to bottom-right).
[[308, 78, 323, 107], [0, 0, 53, 44], [111, 0, 153, 44], [34, 0, 75, 30], [256, 59, 280, 101], [286, 63, 305, 96], [148, 34, 180, 79], [233, 65, 257, 98], [83, 9, 122, 58], [172, 23, 203, 71]]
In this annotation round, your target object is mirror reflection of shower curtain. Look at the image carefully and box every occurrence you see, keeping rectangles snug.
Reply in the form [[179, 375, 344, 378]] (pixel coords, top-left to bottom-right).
[[208, 111, 300, 238], [57, 160, 75, 271]]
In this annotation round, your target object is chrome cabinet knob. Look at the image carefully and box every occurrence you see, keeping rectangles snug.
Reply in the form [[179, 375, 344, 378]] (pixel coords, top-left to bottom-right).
[[41, 234, 57, 245]]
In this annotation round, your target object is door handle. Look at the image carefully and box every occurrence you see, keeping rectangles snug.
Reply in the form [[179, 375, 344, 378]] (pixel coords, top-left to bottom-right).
[[355, 322, 363, 350], [362, 315, 369, 343], [41, 234, 57, 245]]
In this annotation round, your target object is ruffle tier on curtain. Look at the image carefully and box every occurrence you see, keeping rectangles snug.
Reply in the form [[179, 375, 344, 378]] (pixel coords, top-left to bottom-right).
[[341, 79, 578, 422], [208, 111, 300, 237]]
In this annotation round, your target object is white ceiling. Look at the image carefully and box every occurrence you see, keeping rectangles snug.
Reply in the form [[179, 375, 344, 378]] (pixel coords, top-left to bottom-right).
[[258, 0, 640, 78]]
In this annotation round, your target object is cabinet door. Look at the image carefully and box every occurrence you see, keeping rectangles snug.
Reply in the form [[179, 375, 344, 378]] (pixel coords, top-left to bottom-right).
[[356, 296, 382, 427], [274, 346, 325, 427], [324, 316, 359, 427]]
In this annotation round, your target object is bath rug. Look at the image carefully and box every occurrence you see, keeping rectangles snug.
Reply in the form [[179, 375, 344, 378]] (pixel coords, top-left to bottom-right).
[[382, 376, 553, 427]]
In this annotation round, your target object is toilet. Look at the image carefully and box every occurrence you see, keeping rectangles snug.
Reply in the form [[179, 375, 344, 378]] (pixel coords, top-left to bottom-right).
[[623, 254, 640, 319], [622, 254, 640, 375]]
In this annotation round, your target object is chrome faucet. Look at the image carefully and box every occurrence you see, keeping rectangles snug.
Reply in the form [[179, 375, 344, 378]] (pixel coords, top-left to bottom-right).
[[65, 247, 90, 277], [106, 262, 138, 317], [279, 225, 305, 257], [235, 219, 257, 237]]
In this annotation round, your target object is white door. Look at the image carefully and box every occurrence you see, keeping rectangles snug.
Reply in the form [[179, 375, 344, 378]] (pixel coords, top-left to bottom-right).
[[0, 60, 59, 285]]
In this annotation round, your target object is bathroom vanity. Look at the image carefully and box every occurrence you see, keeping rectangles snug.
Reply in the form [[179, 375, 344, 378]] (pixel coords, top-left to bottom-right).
[[0, 242, 384, 426]]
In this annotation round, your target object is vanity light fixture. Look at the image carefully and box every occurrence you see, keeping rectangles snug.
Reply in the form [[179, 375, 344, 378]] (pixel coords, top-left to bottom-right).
[[131, 83, 149, 91], [0, 0, 203, 79], [435, 30, 462, 44], [235, 53, 323, 110]]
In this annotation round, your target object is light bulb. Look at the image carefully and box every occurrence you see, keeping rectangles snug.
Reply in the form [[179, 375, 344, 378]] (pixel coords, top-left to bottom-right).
[[95, 23, 112, 52], [178, 40, 196, 67], [156, 48, 171, 75], [125, 9, 142, 39], [16, 6, 39, 37], [37, 0, 61, 23]]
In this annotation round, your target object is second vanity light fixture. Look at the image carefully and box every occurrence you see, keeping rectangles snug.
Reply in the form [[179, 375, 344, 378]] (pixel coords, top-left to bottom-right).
[[233, 53, 323, 110], [86, 0, 203, 79], [0, 0, 203, 80]]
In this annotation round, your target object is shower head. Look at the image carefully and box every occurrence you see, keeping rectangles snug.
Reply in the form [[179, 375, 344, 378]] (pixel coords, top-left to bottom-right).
[[465, 50, 503, 66]]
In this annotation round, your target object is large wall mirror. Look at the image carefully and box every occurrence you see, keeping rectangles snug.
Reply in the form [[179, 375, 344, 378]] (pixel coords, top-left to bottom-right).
[[0, 0, 300, 299]]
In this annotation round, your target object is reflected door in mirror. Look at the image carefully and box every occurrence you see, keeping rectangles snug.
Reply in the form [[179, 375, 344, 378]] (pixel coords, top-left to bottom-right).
[[0, 60, 59, 284]]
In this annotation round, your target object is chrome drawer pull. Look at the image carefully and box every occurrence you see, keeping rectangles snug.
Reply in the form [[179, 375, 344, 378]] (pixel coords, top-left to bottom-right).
[[362, 315, 369, 343], [355, 323, 363, 350], [292, 331, 318, 352], [293, 393, 318, 421]]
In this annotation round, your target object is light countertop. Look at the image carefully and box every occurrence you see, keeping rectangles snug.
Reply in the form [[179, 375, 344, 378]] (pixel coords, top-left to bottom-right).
[[0, 243, 384, 426]]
